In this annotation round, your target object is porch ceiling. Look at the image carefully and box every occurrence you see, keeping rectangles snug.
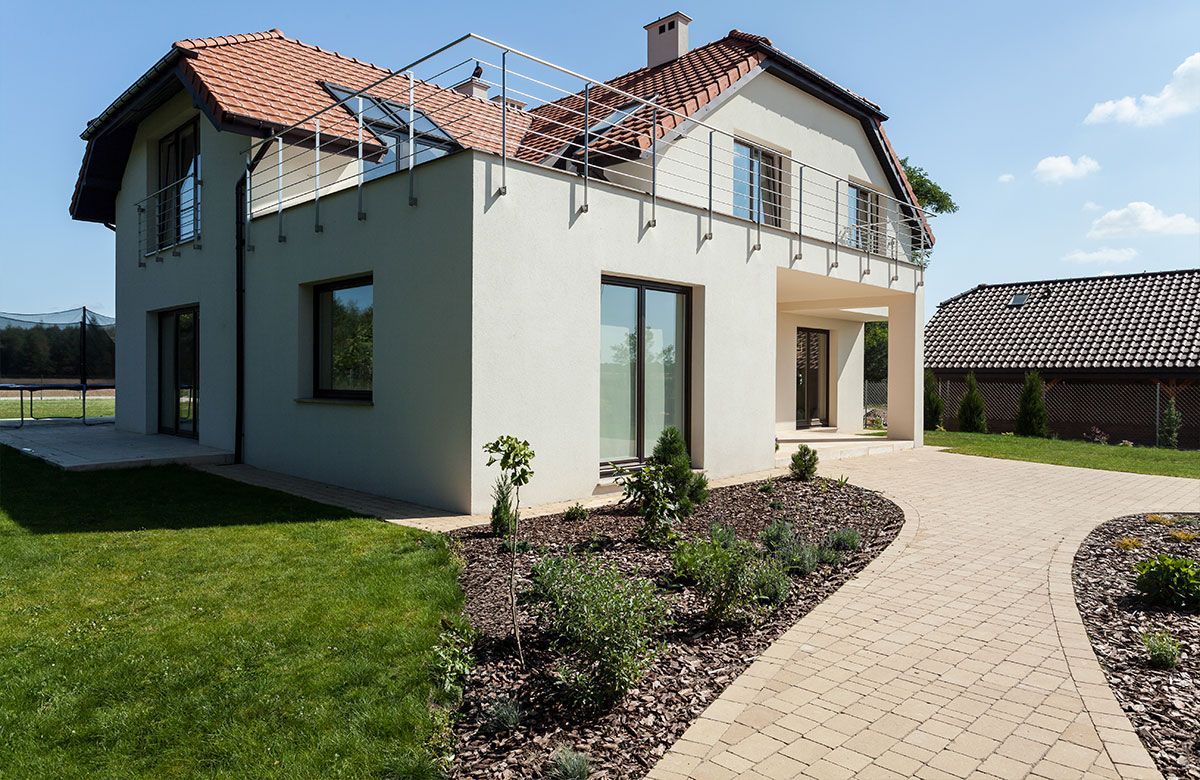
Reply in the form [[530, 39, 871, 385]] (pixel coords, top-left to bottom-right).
[[776, 267, 910, 320]]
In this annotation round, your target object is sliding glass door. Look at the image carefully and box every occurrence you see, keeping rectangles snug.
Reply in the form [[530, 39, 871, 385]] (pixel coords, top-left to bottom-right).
[[600, 278, 689, 469], [159, 307, 199, 437]]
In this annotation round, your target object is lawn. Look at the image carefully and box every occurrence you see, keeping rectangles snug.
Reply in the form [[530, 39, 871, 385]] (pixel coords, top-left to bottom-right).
[[922, 430, 1200, 479], [0, 445, 462, 778], [0, 397, 116, 420]]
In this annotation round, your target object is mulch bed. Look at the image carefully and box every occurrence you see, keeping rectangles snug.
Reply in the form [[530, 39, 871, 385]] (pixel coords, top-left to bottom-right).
[[447, 475, 904, 778], [1072, 512, 1200, 780]]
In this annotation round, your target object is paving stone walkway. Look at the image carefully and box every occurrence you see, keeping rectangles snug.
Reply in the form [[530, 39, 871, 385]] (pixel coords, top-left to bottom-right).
[[650, 448, 1198, 780]]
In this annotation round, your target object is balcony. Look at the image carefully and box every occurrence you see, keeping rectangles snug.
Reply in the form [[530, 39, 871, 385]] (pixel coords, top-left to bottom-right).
[[243, 34, 934, 275], [136, 170, 202, 262]]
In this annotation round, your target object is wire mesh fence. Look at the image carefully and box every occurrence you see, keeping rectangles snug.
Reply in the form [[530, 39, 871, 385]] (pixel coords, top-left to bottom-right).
[[933, 376, 1199, 449], [864, 379, 888, 408]]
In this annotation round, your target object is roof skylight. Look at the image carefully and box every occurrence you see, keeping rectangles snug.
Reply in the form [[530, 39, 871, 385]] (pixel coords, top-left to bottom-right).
[[1008, 293, 1029, 307]]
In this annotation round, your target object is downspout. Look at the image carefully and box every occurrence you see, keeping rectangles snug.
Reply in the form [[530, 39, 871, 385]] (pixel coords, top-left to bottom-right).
[[235, 176, 246, 463]]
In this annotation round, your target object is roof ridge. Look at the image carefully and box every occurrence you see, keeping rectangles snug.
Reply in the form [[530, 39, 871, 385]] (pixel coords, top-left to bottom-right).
[[174, 28, 283, 50], [941, 267, 1200, 305], [279, 33, 395, 76], [583, 31, 761, 92], [727, 29, 773, 47]]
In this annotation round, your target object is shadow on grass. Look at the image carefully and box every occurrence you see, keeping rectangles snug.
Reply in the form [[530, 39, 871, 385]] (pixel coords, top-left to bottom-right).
[[0, 445, 358, 534]]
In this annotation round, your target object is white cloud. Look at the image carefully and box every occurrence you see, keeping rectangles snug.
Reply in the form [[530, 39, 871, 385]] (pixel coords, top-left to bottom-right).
[[1082, 201, 1102, 212], [1087, 201, 1200, 238], [1062, 247, 1138, 265], [1033, 155, 1100, 183], [1085, 52, 1200, 126], [997, 173, 1015, 184]]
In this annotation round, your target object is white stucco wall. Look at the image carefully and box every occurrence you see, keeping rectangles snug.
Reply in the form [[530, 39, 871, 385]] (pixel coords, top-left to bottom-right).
[[774, 314, 865, 432]]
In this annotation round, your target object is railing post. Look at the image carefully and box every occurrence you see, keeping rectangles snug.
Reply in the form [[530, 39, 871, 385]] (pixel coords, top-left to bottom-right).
[[244, 150, 254, 253], [408, 72, 418, 207], [581, 82, 589, 213], [499, 52, 508, 196], [794, 163, 803, 260], [832, 178, 840, 269], [193, 152, 202, 249], [704, 130, 713, 240], [648, 104, 657, 228], [276, 137, 286, 243], [314, 118, 323, 233], [356, 96, 366, 220], [752, 151, 762, 252]]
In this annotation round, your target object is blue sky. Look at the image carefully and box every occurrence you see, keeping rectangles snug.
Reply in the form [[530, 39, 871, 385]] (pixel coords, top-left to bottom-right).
[[1, 0, 1197, 318]]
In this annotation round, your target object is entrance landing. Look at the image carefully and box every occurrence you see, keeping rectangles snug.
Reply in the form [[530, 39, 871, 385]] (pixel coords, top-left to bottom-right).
[[0, 421, 233, 471], [776, 428, 913, 466]]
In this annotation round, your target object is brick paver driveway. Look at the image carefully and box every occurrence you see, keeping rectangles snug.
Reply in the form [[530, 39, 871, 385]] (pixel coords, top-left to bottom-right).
[[650, 448, 1199, 780]]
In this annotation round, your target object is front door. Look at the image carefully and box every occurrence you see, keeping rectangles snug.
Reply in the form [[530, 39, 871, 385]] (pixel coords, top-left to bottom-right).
[[159, 307, 199, 437], [796, 328, 829, 428]]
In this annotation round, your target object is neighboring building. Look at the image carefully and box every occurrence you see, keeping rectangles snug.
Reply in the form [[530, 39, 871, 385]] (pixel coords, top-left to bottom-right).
[[926, 269, 1200, 447], [70, 14, 935, 513]]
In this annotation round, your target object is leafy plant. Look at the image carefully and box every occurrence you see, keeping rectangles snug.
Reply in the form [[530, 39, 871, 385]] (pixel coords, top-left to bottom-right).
[[1142, 631, 1182, 669], [430, 620, 476, 704], [826, 527, 862, 552], [816, 546, 842, 566], [1134, 555, 1200, 609], [1114, 536, 1143, 552], [923, 369, 944, 431], [675, 524, 790, 623], [616, 462, 681, 548], [760, 519, 795, 552], [547, 746, 590, 780], [563, 503, 588, 522], [758, 520, 819, 576], [1160, 397, 1182, 449], [484, 435, 536, 666], [529, 553, 667, 706], [490, 472, 516, 538], [1014, 371, 1049, 437], [647, 426, 709, 515], [1169, 529, 1198, 543], [1083, 426, 1110, 445], [485, 696, 523, 731], [499, 537, 530, 554], [957, 371, 988, 433], [789, 445, 819, 481], [758, 478, 776, 494]]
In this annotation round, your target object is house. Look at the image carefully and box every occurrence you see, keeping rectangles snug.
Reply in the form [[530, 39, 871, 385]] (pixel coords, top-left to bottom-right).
[[925, 269, 1200, 447], [70, 14, 935, 513]]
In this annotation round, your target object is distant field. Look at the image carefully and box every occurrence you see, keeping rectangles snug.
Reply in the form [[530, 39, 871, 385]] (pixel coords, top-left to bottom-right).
[[0, 397, 115, 420]]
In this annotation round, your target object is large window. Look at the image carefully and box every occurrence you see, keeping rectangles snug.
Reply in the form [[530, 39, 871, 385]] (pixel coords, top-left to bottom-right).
[[732, 140, 783, 228], [155, 119, 199, 250], [323, 84, 457, 182], [313, 277, 374, 399], [600, 277, 689, 469], [846, 183, 882, 253]]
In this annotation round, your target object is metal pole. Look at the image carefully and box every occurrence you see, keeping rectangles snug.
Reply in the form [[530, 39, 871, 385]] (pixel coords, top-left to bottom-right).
[[753, 150, 761, 252], [276, 138, 285, 242], [499, 53, 508, 196], [648, 104, 657, 228], [193, 151, 202, 249], [832, 179, 840, 269], [408, 72, 417, 206], [1156, 382, 1161, 446], [244, 151, 254, 253], [314, 118, 323, 233], [356, 96, 366, 220], [581, 82, 589, 213], [794, 164, 803, 260], [705, 131, 713, 240]]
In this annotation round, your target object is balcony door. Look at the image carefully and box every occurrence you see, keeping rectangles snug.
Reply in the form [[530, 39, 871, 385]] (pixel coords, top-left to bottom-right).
[[159, 307, 199, 438], [599, 278, 690, 470], [796, 328, 829, 428]]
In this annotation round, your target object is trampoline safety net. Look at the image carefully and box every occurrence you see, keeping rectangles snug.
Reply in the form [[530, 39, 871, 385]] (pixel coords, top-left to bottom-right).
[[0, 307, 116, 386]]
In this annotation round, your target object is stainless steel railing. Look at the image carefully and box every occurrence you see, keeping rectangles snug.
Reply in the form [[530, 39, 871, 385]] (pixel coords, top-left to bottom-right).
[[136, 168, 201, 262]]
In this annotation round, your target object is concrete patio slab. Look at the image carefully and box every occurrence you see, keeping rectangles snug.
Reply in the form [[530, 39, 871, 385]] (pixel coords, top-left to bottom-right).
[[0, 421, 233, 470], [650, 448, 1198, 780], [776, 428, 914, 465]]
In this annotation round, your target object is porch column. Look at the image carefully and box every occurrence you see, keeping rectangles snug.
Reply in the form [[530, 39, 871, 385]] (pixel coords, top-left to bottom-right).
[[887, 289, 924, 445]]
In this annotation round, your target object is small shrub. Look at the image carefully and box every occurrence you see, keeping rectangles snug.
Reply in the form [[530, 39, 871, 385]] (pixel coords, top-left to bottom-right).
[[750, 559, 791, 607], [1142, 631, 1182, 669], [676, 524, 789, 622], [673, 523, 737, 584], [1169, 529, 1199, 543], [1147, 514, 1176, 526], [529, 553, 667, 706], [648, 426, 709, 515], [500, 537, 531, 554], [1014, 371, 1049, 437], [924, 369, 944, 431], [758, 478, 776, 494], [547, 746, 590, 780], [1114, 536, 1143, 552], [1134, 555, 1200, 609], [564, 503, 589, 522], [761, 519, 795, 552], [616, 462, 682, 548], [826, 527, 862, 552], [769, 499, 784, 511], [430, 620, 476, 703], [485, 696, 523, 731], [1083, 426, 1110, 445], [816, 546, 842, 566], [759, 521, 819, 575], [790, 445, 819, 481], [1161, 397, 1182, 449], [490, 473, 516, 538], [957, 371, 988, 433]]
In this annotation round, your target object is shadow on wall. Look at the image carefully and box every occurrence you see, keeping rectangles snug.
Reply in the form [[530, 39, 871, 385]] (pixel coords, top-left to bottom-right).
[[0, 446, 358, 534]]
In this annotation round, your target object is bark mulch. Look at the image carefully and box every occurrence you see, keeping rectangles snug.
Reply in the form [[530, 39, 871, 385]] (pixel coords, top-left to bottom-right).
[[1072, 512, 1200, 780], [447, 474, 904, 778]]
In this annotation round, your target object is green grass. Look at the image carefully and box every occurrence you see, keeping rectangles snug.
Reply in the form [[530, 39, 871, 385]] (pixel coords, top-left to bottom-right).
[[922, 430, 1199, 479], [0, 397, 116, 420], [0, 445, 462, 778]]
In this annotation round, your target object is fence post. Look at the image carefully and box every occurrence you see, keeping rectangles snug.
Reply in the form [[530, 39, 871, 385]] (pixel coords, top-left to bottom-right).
[[1155, 382, 1161, 447]]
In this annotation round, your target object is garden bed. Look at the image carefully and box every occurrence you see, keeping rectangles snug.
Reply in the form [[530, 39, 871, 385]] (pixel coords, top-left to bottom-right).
[[448, 475, 904, 778], [1073, 512, 1200, 779]]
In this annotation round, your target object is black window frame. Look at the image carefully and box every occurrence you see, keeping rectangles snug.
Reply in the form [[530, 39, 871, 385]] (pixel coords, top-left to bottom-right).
[[312, 275, 375, 401], [599, 275, 693, 475], [155, 118, 200, 251]]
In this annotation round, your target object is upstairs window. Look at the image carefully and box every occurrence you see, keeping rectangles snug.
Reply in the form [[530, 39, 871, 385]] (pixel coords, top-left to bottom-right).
[[732, 140, 783, 228], [314, 276, 374, 400], [323, 84, 457, 182], [846, 183, 882, 253], [155, 119, 199, 250]]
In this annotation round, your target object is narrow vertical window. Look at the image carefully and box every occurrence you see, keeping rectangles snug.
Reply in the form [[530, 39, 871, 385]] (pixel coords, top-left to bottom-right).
[[847, 183, 881, 252], [156, 119, 199, 250], [313, 277, 374, 399], [733, 140, 783, 228]]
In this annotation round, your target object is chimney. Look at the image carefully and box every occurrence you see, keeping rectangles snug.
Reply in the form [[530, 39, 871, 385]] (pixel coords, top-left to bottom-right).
[[453, 63, 490, 99], [644, 11, 692, 68]]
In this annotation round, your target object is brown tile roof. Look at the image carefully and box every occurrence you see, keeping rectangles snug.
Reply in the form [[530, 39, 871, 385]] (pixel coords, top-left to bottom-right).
[[925, 269, 1200, 372]]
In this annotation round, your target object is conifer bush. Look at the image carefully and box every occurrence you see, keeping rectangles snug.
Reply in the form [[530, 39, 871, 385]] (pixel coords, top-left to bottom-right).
[[1015, 370, 1049, 437], [957, 371, 988, 433]]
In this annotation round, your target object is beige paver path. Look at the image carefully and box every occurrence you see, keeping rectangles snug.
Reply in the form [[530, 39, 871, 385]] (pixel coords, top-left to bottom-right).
[[650, 448, 1198, 780]]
